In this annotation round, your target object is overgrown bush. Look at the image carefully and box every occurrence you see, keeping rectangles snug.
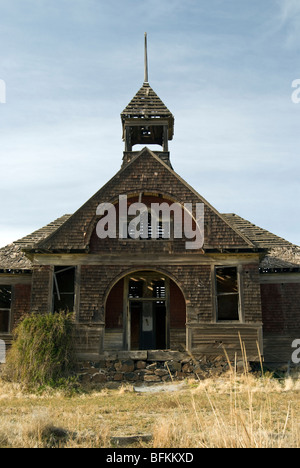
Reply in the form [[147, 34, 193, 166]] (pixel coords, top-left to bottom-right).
[[3, 312, 76, 389]]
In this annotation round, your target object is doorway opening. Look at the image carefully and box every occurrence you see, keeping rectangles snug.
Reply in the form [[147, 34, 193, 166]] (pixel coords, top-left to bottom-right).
[[105, 270, 186, 352], [128, 272, 168, 351]]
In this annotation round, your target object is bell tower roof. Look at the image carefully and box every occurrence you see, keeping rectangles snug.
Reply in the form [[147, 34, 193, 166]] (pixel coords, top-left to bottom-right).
[[121, 34, 174, 168], [121, 82, 174, 139]]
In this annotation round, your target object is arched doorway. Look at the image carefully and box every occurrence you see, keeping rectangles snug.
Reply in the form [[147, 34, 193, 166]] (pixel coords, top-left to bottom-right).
[[105, 270, 186, 351]]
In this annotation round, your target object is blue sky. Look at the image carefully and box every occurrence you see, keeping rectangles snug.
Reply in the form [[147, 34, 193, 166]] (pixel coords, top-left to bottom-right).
[[0, 0, 299, 247]]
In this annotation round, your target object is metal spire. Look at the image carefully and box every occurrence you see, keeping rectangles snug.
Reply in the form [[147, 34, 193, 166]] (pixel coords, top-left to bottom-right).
[[144, 32, 149, 83]]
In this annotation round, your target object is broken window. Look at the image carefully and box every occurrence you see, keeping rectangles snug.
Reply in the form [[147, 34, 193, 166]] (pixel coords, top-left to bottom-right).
[[53, 266, 75, 313], [152, 280, 166, 299], [215, 267, 240, 321], [0, 286, 12, 333], [128, 273, 166, 299], [128, 279, 144, 298], [128, 210, 170, 240]]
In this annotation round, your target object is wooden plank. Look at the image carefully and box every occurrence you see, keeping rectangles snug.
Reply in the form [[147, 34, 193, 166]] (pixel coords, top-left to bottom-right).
[[0, 275, 32, 285], [147, 350, 189, 361], [103, 329, 123, 351], [260, 273, 300, 284], [31, 253, 260, 267], [117, 351, 148, 360]]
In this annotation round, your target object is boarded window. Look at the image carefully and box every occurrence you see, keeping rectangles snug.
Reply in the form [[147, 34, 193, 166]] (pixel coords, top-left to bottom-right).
[[216, 267, 240, 321], [53, 267, 75, 313], [0, 286, 12, 333]]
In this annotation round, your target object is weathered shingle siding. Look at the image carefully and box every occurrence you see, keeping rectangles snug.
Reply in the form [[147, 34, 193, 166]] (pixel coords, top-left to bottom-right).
[[78, 264, 213, 324], [242, 264, 263, 323], [261, 283, 300, 333], [30, 265, 53, 315], [13, 284, 32, 326], [261, 282, 300, 362]]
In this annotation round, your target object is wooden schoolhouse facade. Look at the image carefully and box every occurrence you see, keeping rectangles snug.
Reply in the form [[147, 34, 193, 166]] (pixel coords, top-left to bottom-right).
[[1, 46, 300, 366]]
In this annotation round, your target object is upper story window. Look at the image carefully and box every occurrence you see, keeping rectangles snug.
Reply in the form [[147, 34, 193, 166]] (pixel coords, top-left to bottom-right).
[[53, 266, 75, 313], [128, 273, 166, 300], [0, 286, 12, 333], [128, 210, 171, 240], [215, 267, 240, 322]]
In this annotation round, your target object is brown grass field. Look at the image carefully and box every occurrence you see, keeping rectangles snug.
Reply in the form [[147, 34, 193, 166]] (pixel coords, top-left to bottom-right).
[[0, 369, 300, 448]]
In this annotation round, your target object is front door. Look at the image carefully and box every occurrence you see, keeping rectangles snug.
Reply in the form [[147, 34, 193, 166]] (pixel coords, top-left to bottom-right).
[[130, 300, 167, 350]]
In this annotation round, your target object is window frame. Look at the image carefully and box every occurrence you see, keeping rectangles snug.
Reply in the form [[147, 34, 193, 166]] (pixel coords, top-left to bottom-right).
[[214, 265, 242, 323], [52, 266, 76, 314], [0, 285, 13, 334]]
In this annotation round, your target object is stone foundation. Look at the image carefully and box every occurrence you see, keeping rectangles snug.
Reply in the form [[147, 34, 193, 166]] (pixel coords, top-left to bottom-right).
[[77, 355, 233, 385]]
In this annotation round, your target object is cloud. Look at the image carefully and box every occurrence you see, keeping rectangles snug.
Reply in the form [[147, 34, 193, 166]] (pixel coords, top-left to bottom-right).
[[275, 0, 300, 48]]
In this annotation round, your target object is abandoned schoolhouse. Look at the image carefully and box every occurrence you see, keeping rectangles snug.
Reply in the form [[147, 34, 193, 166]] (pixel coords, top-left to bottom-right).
[[0, 36, 300, 379]]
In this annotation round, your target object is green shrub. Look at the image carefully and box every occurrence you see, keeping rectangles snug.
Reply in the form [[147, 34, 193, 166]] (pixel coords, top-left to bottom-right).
[[3, 312, 76, 389]]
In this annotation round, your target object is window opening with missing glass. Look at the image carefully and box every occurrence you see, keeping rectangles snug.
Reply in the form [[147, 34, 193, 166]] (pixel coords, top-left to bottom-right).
[[128, 210, 171, 240], [0, 286, 12, 333], [215, 267, 240, 321], [53, 266, 75, 313]]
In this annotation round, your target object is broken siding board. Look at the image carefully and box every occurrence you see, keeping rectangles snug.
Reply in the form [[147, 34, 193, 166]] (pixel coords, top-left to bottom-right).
[[189, 325, 262, 361]]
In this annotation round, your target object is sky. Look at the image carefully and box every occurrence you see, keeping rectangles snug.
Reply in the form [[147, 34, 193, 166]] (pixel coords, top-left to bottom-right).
[[0, 0, 299, 247]]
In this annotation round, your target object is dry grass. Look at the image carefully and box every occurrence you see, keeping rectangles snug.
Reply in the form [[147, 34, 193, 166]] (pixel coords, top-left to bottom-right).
[[0, 369, 300, 448], [153, 371, 300, 448]]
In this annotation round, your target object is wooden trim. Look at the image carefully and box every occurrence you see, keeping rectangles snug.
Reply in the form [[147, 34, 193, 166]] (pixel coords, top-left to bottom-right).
[[187, 327, 192, 352], [186, 323, 263, 329], [211, 265, 217, 323], [0, 275, 32, 285], [124, 119, 169, 127], [31, 253, 261, 267], [74, 266, 81, 322], [260, 273, 300, 284], [238, 264, 245, 323], [48, 266, 54, 314], [123, 276, 129, 351]]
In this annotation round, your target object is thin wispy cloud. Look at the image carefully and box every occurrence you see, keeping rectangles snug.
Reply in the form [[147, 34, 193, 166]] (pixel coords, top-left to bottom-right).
[[275, 0, 300, 48]]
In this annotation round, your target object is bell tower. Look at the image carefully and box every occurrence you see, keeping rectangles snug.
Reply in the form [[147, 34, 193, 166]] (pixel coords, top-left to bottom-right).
[[121, 33, 175, 167]]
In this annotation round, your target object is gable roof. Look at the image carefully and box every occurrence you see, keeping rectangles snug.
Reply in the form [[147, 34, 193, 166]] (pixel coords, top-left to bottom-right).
[[31, 147, 254, 252], [0, 201, 298, 273], [223, 213, 300, 271], [0, 215, 71, 271]]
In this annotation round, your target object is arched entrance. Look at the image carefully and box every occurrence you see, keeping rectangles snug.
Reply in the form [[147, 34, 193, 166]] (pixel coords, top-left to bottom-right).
[[105, 270, 186, 351]]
